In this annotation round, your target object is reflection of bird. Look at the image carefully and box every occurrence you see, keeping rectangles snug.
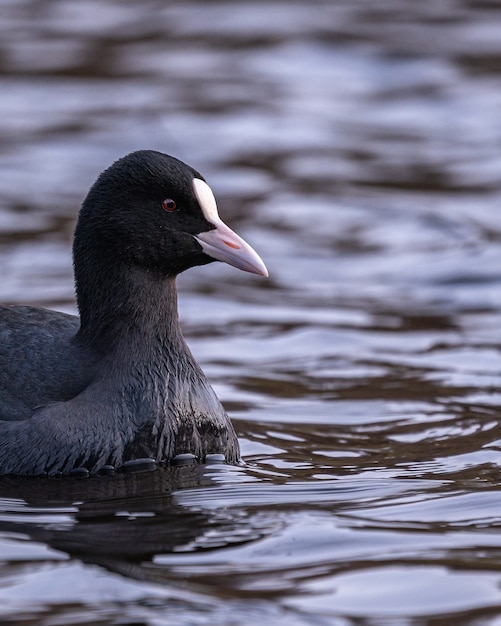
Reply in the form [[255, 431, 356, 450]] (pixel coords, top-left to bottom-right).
[[0, 151, 267, 476], [0, 465, 217, 561], [0, 465, 269, 592]]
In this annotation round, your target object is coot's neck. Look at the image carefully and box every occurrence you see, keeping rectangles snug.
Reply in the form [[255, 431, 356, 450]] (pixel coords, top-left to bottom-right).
[[75, 260, 185, 357]]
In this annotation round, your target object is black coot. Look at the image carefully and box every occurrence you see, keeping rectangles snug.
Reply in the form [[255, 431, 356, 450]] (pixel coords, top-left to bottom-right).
[[0, 150, 268, 476]]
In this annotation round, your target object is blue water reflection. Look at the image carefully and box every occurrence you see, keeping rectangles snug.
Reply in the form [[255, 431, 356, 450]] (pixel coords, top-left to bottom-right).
[[1, 1, 501, 624]]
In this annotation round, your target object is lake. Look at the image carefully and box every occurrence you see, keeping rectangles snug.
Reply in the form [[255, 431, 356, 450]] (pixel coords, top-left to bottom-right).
[[1, 1, 501, 624]]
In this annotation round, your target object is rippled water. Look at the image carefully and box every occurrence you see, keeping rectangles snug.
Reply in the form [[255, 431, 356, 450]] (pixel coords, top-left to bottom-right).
[[1, 1, 501, 624]]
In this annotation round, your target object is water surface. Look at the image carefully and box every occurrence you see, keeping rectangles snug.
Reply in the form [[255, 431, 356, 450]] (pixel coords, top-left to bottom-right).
[[1, 1, 501, 624]]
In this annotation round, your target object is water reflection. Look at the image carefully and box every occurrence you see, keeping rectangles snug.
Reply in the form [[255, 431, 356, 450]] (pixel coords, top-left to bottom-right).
[[2, 0, 501, 624], [0, 465, 261, 562]]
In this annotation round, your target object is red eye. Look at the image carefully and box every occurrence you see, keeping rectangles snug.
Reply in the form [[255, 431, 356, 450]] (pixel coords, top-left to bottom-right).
[[162, 198, 177, 212]]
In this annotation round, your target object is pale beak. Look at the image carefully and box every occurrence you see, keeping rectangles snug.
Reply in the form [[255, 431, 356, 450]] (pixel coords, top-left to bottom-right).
[[192, 177, 268, 277], [194, 221, 268, 277]]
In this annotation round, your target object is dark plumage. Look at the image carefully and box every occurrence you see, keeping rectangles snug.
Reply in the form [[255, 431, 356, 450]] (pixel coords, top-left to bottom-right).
[[0, 150, 267, 476]]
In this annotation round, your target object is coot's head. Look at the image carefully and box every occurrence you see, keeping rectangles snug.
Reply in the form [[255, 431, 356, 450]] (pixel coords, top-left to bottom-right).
[[74, 150, 268, 278]]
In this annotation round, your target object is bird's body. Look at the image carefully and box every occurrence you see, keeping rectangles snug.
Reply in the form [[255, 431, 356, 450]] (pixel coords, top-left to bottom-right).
[[0, 151, 267, 476]]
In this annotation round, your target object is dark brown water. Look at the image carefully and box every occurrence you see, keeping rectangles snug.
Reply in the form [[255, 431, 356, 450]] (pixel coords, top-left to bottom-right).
[[1, 1, 501, 624]]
